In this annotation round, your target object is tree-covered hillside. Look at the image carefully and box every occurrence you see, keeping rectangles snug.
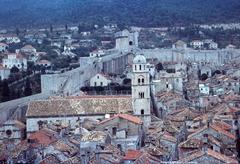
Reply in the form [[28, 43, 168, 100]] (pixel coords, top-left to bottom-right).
[[0, 0, 240, 28]]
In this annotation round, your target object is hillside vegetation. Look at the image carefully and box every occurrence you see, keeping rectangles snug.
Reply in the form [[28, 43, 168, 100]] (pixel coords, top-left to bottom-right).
[[0, 0, 240, 28]]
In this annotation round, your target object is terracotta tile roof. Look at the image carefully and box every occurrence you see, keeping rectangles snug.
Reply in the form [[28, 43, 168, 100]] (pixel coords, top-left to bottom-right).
[[97, 73, 112, 80], [52, 140, 78, 157], [179, 138, 202, 149], [163, 120, 180, 134], [161, 132, 177, 143], [156, 91, 183, 103], [143, 145, 168, 156], [99, 114, 142, 125], [0, 43, 8, 46], [181, 149, 237, 163], [61, 156, 81, 164], [123, 150, 142, 160], [40, 154, 60, 164], [212, 121, 232, 131], [212, 103, 238, 115], [0, 143, 7, 160], [167, 107, 200, 121], [37, 59, 51, 65], [11, 140, 29, 158], [207, 149, 238, 164], [99, 154, 122, 163], [16, 53, 25, 59], [208, 136, 221, 147], [21, 45, 35, 50], [188, 124, 235, 140], [26, 96, 132, 117], [211, 124, 235, 139], [28, 129, 57, 147], [81, 131, 108, 142], [134, 152, 162, 164]]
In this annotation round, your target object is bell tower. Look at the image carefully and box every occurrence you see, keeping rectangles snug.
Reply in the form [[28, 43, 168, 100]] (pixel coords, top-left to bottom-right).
[[132, 54, 151, 127]]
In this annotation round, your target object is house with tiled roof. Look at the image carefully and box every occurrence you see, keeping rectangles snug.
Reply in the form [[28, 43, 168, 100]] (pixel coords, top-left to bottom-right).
[[0, 34, 20, 44], [155, 91, 188, 118], [20, 45, 37, 54], [159, 132, 178, 161], [186, 123, 236, 156], [180, 148, 237, 164], [28, 128, 58, 147], [39, 154, 60, 164], [10, 140, 34, 164], [172, 40, 187, 50], [80, 130, 111, 154], [123, 149, 162, 164], [36, 59, 52, 67], [2, 53, 27, 70], [0, 42, 8, 52], [96, 114, 143, 151], [90, 73, 112, 87], [0, 65, 10, 80], [26, 95, 132, 134]]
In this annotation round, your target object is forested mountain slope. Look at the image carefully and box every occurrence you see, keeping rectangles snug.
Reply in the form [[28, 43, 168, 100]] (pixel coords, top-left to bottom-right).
[[0, 0, 240, 28]]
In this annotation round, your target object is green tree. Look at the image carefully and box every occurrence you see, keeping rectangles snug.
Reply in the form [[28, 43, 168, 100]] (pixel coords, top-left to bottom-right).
[[24, 78, 32, 96], [65, 24, 68, 31], [16, 27, 20, 36], [156, 62, 164, 72], [10, 66, 19, 73], [1, 80, 10, 102], [50, 24, 53, 33]]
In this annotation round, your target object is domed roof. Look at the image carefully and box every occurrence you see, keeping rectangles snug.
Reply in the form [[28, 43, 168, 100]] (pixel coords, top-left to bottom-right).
[[133, 54, 146, 64]]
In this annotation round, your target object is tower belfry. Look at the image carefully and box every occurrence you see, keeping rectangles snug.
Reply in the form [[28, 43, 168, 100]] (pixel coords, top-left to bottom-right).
[[131, 54, 151, 127]]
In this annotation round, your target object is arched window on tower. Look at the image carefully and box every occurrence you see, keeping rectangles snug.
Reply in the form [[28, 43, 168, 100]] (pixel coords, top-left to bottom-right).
[[135, 65, 137, 70], [138, 78, 141, 84], [142, 78, 144, 84], [141, 109, 144, 115], [139, 92, 145, 98], [139, 65, 142, 70]]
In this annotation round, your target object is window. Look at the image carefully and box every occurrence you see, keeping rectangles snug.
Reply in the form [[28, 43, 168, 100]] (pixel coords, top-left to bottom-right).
[[139, 65, 141, 70], [138, 78, 141, 84], [94, 82, 97, 86], [139, 92, 145, 98], [203, 134, 208, 138], [97, 76, 99, 79], [135, 65, 137, 70], [142, 78, 144, 84], [141, 109, 144, 115], [6, 130, 12, 136], [166, 84, 169, 88], [129, 41, 133, 46], [100, 82, 103, 86]]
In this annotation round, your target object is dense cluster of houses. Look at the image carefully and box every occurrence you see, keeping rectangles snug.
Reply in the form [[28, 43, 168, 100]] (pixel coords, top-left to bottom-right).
[[1, 50, 240, 163], [1, 26, 240, 163]]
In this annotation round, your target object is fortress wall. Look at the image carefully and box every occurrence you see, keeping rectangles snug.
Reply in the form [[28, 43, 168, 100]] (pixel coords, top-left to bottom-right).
[[41, 74, 68, 94], [0, 93, 50, 125], [63, 65, 98, 95], [142, 48, 240, 65]]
